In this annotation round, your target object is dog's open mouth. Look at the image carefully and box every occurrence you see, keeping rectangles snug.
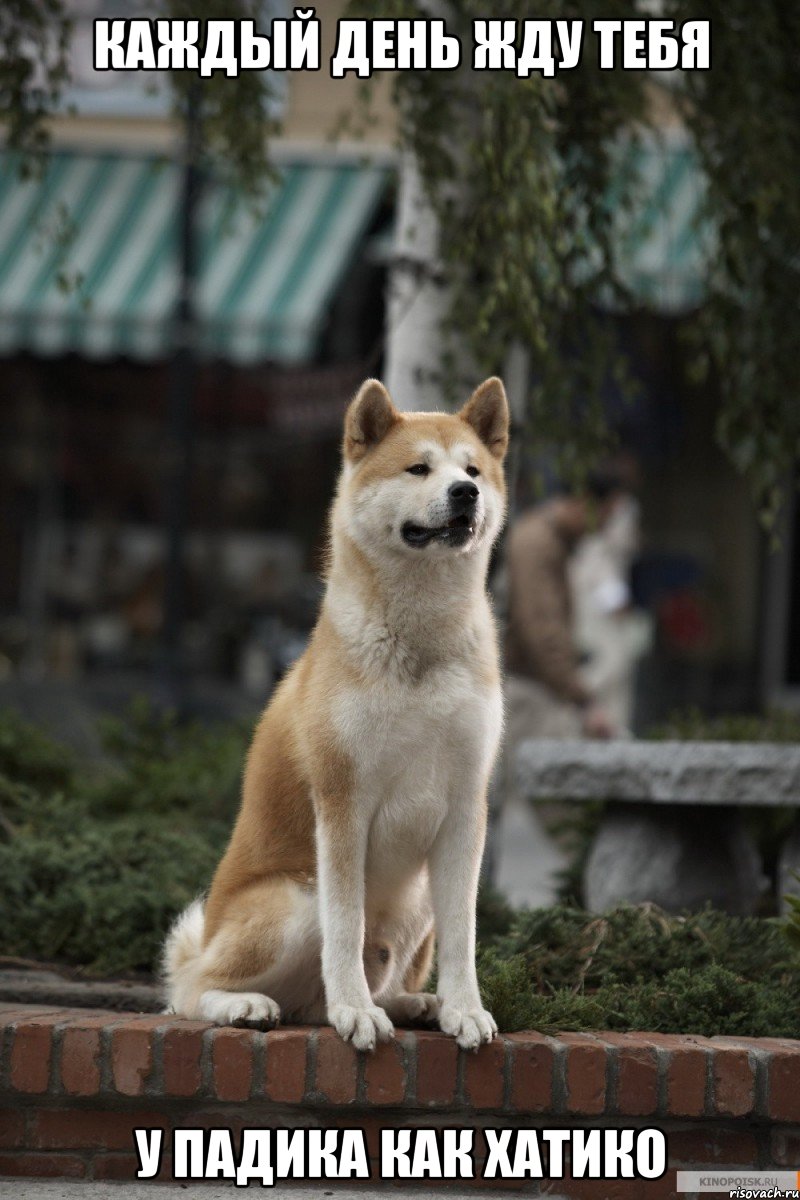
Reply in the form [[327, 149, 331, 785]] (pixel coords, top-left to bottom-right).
[[401, 513, 476, 548]]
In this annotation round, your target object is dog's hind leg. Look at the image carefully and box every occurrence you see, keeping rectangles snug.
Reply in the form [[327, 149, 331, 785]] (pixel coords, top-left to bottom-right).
[[198, 988, 281, 1029], [164, 876, 322, 1027], [403, 926, 436, 993], [381, 925, 440, 1026]]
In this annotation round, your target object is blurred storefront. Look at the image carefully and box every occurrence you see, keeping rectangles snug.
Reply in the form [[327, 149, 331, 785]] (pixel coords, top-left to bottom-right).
[[0, 0, 396, 695], [0, 149, 392, 687], [0, 5, 786, 725]]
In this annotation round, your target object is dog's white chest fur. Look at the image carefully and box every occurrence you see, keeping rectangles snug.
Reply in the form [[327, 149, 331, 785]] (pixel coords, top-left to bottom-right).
[[333, 659, 502, 890]]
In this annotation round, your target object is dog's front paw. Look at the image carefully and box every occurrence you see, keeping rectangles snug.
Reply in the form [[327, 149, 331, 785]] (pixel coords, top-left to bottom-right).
[[329, 1003, 394, 1051], [438, 1002, 497, 1050]]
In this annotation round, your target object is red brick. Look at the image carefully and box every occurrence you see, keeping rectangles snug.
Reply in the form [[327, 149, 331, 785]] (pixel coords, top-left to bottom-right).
[[363, 1035, 407, 1105], [554, 1172, 678, 1200], [464, 1036, 506, 1110], [60, 1026, 102, 1097], [466, 1168, 525, 1194], [10, 1016, 63, 1093], [162, 1022, 207, 1097], [508, 1033, 555, 1113], [562, 1033, 606, 1115], [669, 1127, 759, 1166], [770, 1126, 800, 1166], [56, 1008, 121, 1024], [414, 1032, 458, 1106], [712, 1047, 755, 1117], [93, 1150, 174, 1182], [665, 1042, 708, 1118], [0, 1107, 26, 1148], [30, 1107, 166, 1151], [93, 1151, 174, 1182], [263, 1029, 308, 1103], [334, 1114, 386, 1160], [62, 1013, 122, 1029], [315, 1028, 358, 1104], [170, 1112, 246, 1146], [111, 1024, 156, 1096], [0, 1005, 64, 1024], [769, 1047, 800, 1122], [471, 1136, 529, 1192], [91, 1153, 139, 1181], [211, 1028, 254, 1102], [743, 1036, 800, 1053], [601, 1033, 658, 1116], [0, 1152, 86, 1178], [711, 1035, 775, 1051]]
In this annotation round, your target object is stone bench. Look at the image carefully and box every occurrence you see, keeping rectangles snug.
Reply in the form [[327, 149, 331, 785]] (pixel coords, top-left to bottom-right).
[[516, 740, 800, 914]]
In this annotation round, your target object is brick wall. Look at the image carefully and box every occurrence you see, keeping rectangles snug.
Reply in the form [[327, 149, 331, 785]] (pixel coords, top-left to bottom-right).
[[1, 1003, 799, 1196]]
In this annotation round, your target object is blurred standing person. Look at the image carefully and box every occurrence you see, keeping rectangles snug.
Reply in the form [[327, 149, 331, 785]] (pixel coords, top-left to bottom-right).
[[490, 470, 627, 908], [504, 471, 626, 743], [570, 487, 652, 733]]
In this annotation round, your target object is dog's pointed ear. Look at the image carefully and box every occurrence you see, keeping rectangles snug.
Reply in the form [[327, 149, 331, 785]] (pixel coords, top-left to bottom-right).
[[459, 377, 509, 460], [344, 379, 400, 462]]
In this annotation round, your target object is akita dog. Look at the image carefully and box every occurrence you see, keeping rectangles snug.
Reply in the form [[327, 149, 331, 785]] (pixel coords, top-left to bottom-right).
[[163, 376, 509, 1051]]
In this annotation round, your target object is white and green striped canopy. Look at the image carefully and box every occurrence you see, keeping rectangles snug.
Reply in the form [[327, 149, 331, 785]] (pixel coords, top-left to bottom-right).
[[612, 133, 711, 312], [0, 151, 389, 363], [0, 137, 707, 365]]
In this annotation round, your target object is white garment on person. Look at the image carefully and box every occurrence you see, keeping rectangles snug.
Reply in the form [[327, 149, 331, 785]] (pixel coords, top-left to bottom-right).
[[570, 496, 652, 731]]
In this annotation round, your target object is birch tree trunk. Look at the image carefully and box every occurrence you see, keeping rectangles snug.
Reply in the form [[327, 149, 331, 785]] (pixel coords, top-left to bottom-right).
[[383, 150, 451, 412]]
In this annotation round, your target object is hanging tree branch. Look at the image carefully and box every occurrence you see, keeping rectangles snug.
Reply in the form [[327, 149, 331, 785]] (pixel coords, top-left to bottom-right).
[[352, 0, 800, 520]]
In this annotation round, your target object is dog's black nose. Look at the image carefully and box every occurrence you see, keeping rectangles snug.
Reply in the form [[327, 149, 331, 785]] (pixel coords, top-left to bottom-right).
[[448, 480, 479, 508]]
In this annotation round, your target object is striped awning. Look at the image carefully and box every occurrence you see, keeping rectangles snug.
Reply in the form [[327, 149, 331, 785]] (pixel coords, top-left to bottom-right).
[[0, 151, 389, 364], [610, 133, 711, 313]]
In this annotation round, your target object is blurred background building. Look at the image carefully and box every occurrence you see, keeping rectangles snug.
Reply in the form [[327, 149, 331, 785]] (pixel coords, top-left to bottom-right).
[[0, 0, 398, 718], [0, 0, 796, 729]]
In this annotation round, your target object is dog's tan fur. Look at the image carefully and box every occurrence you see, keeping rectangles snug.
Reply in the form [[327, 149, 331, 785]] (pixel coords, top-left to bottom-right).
[[164, 377, 509, 1051]]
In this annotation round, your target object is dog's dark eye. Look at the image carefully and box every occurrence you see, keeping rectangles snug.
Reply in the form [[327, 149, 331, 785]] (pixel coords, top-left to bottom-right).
[[406, 463, 430, 476], [466, 465, 480, 478]]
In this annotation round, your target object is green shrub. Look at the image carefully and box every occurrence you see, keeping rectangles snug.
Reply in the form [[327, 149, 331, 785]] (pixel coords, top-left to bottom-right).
[[475, 902, 800, 1037], [0, 701, 246, 975], [0, 812, 226, 974], [648, 707, 800, 743], [785, 873, 800, 953], [89, 697, 248, 819], [2, 705, 800, 1038], [0, 708, 74, 791], [493, 903, 794, 989], [478, 958, 799, 1040]]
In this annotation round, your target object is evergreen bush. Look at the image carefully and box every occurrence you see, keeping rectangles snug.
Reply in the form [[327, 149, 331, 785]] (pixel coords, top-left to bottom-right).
[[1, 706, 799, 1035]]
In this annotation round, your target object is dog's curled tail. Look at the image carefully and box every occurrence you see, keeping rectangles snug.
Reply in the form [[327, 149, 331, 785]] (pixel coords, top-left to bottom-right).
[[161, 898, 205, 1014]]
